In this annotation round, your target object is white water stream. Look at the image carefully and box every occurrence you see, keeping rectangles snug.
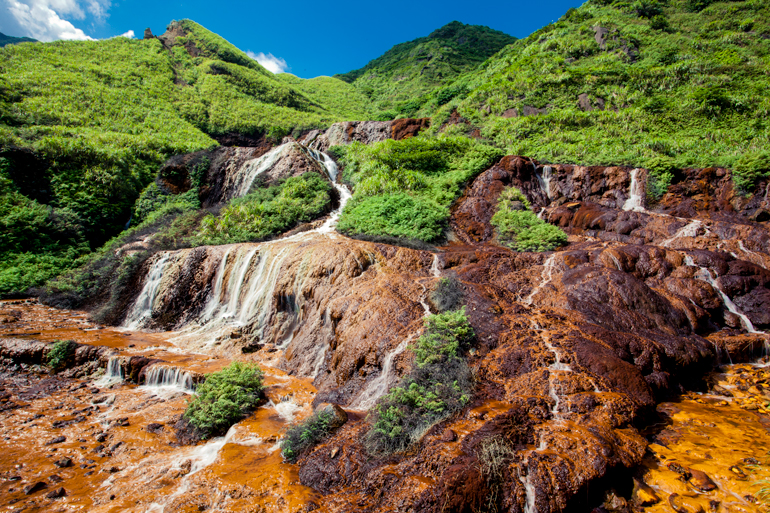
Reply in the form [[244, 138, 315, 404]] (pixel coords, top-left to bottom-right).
[[123, 254, 171, 330], [684, 255, 765, 335], [140, 365, 197, 395], [537, 165, 554, 201], [524, 254, 558, 306], [96, 355, 125, 386], [622, 168, 645, 212]]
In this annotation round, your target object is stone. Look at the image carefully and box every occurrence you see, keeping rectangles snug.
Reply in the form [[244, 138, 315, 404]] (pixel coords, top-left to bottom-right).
[[143, 28, 154, 39], [45, 487, 66, 499], [315, 403, 348, 430], [441, 429, 457, 442], [54, 457, 73, 468], [45, 436, 66, 445], [146, 423, 164, 434], [632, 478, 660, 506], [687, 468, 717, 492], [23, 481, 47, 495]]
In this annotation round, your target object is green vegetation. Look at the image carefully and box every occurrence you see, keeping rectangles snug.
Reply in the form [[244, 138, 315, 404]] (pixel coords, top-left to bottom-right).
[[491, 187, 568, 251], [336, 21, 516, 119], [422, 0, 770, 195], [280, 409, 337, 462], [197, 173, 332, 245], [0, 20, 371, 295], [430, 276, 465, 313], [183, 362, 264, 438], [0, 32, 37, 48], [732, 151, 770, 194], [46, 339, 77, 371], [336, 136, 503, 244], [365, 308, 474, 455]]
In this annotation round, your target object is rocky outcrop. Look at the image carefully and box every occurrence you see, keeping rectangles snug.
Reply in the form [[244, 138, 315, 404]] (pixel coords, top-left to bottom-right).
[[298, 118, 431, 152], [111, 148, 770, 513]]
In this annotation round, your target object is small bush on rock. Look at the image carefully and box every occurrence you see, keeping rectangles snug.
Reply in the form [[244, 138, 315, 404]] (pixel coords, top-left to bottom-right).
[[365, 308, 474, 456], [281, 408, 337, 462], [430, 276, 464, 312], [183, 362, 264, 438], [491, 186, 567, 252], [46, 340, 77, 371]]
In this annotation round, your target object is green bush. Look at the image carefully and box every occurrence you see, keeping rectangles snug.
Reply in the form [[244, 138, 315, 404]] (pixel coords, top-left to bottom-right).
[[364, 308, 474, 455], [491, 186, 567, 252], [733, 151, 770, 194], [280, 409, 336, 462], [196, 172, 331, 245], [46, 339, 77, 371], [183, 362, 264, 438], [337, 136, 503, 244], [430, 276, 465, 313]]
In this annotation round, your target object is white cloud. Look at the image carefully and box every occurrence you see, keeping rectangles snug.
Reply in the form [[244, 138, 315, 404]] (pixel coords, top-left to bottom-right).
[[2, 0, 113, 41], [247, 51, 289, 74], [116, 29, 133, 38], [6, 0, 92, 40]]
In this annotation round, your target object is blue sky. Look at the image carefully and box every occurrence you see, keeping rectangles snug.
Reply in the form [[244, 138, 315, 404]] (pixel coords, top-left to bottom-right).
[[0, 0, 584, 78]]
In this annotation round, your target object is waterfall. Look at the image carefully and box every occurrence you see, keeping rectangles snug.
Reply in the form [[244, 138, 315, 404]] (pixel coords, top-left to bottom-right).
[[524, 254, 558, 306], [685, 255, 765, 335], [141, 365, 196, 394], [537, 166, 554, 201], [622, 168, 645, 212], [351, 339, 410, 410], [123, 253, 170, 330], [230, 143, 289, 199], [430, 254, 441, 278], [304, 149, 352, 234], [661, 219, 703, 248], [97, 355, 125, 386]]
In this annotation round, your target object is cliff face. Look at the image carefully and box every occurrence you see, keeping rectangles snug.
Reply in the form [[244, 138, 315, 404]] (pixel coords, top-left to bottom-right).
[[112, 143, 769, 511]]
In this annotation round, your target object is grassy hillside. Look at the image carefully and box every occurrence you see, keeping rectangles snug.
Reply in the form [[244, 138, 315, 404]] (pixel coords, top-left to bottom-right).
[[0, 19, 371, 295], [0, 32, 37, 47], [335, 21, 516, 119], [428, 0, 770, 187]]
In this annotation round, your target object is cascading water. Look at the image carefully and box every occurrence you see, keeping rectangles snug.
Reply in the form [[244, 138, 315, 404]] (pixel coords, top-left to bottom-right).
[[661, 220, 703, 248], [123, 254, 171, 330], [524, 254, 558, 306], [622, 168, 645, 212], [97, 355, 125, 386], [141, 364, 196, 395], [685, 255, 765, 335], [229, 143, 290, 199], [351, 339, 410, 410], [430, 254, 441, 278], [537, 165, 554, 201]]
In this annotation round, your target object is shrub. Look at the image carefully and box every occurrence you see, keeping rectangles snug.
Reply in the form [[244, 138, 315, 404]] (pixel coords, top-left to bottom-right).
[[183, 362, 264, 438], [430, 276, 464, 313], [491, 187, 567, 252], [733, 151, 770, 194], [280, 409, 336, 462], [478, 436, 516, 511], [46, 340, 77, 371], [649, 15, 670, 30], [196, 172, 331, 245], [364, 308, 474, 456]]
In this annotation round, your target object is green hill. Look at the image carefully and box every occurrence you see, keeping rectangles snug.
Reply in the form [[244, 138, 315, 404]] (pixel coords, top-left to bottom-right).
[[428, 0, 770, 180], [335, 21, 516, 119], [0, 32, 37, 47], [0, 19, 371, 295]]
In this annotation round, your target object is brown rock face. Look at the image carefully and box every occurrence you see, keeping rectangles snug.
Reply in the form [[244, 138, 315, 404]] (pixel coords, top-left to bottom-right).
[[104, 146, 770, 512], [391, 118, 430, 140]]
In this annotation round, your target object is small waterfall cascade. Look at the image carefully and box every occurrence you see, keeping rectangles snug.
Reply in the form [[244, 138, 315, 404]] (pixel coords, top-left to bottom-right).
[[661, 220, 704, 248], [524, 254, 558, 306], [304, 148, 352, 234], [541, 334, 573, 422], [685, 255, 765, 335], [537, 165, 554, 201], [97, 355, 125, 386], [622, 168, 646, 212], [141, 364, 196, 394], [351, 339, 410, 410], [430, 254, 441, 278], [230, 143, 289, 199], [123, 253, 171, 330]]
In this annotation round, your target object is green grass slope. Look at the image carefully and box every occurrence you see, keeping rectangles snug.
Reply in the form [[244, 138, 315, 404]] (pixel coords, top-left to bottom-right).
[[431, 0, 770, 181], [0, 32, 37, 47], [0, 19, 372, 295], [335, 21, 516, 119]]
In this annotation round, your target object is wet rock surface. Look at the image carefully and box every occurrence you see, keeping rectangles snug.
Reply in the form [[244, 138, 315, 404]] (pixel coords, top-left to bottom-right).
[[3, 148, 770, 511]]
